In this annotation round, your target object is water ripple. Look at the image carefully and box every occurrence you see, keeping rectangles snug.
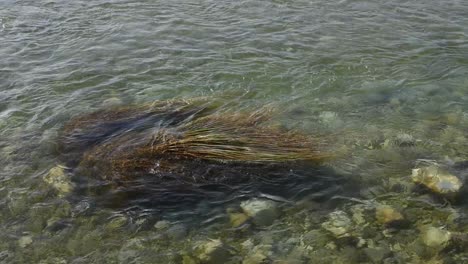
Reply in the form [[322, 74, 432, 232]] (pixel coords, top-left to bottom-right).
[[1, 0, 468, 261]]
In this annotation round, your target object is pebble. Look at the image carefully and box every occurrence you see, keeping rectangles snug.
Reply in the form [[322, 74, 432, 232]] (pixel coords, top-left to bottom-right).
[[321, 210, 353, 238], [350, 204, 367, 225], [318, 111, 342, 128], [0, 250, 13, 262], [229, 212, 250, 228], [118, 238, 144, 263], [375, 205, 404, 225], [240, 199, 279, 226], [325, 242, 337, 250], [106, 215, 128, 230], [363, 247, 391, 263], [244, 244, 272, 264], [101, 97, 123, 108], [43, 165, 73, 196], [71, 200, 91, 217], [18, 236, 33, 248], [154, 220, 171, 230], [38, 257, 67, 264], [421, 226, 451, 249], [412, 165, 463, 194], [445, 112, 462, 125], [357, 238, 367, 248], [166, 224, 188, 240], [242, 251, 269, 264], [197, 239, 231, 264], [241, 239, 254, 251]]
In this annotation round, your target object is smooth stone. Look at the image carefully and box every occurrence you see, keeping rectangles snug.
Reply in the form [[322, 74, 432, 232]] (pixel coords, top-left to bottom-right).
[[243, 244, 272, 264], [319, 111, 338, 123], [7, 189, 32, 216], [363, 247, 391, 263], [241, 239, 254, 251], [118, 238, 144, 263], [106, 215, 128, 230], [375, 205, 404, 225], [197, 239, 231, 264], [0, 251, 13, 262], [318, 111, 343, 128], [240, 199, 279, 226], [229, 212, 250, 228], [182, 255, 197, 264], [38, 257, 67, 264], [389, 97, 400, 106], [357, 237, 366, 248], [166, 224, 188, 240], [154, 220, 171, 230], [445, 112, 462, 125], [43, 165, 73, 196], [102, 97, 123, 108], [242, 251, 269, 264], [421, 227, 451, 249], [134, 217, 149, 229], [350, 204, 367, 225], [325, 242, 337, 250], [412, 165, 462, 194], [382, 139, 392, 149], [1, 145, 14, 156], [18, 236, 33, 248], [71, 200, 91, 217], [45, 218, 72, 233], [321, 210, 353, 238]]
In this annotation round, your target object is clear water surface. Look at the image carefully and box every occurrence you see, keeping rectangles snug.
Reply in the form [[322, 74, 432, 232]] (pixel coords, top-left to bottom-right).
[[1, 0, 468, 263]]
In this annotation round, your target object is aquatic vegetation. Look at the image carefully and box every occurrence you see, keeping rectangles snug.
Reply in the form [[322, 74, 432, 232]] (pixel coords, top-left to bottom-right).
[[58, 98, 332, 205]]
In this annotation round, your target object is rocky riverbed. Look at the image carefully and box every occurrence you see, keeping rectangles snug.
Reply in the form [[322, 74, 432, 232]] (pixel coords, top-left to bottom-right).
[[2, 0, 468, 263]]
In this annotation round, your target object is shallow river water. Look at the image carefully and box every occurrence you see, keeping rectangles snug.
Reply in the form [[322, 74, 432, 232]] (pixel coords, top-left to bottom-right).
[[1, 0, 468, 263]]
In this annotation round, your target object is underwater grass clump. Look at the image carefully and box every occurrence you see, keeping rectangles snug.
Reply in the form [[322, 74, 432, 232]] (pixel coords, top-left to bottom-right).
[[59, 98, 332, 200]]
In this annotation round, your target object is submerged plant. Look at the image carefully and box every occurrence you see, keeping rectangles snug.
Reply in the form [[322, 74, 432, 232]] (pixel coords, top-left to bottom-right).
[[58, 98, 334, 206]]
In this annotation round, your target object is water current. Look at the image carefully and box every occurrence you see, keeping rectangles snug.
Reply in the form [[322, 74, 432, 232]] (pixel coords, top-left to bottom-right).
[[1, 0, 468, 263]]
